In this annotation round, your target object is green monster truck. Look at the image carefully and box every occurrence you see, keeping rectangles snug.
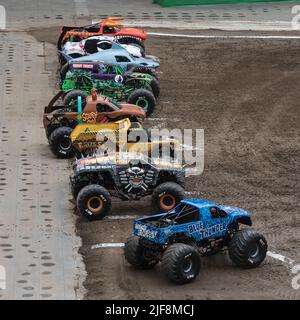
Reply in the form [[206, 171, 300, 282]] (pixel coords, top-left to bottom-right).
[[61, 62, 159, 116]]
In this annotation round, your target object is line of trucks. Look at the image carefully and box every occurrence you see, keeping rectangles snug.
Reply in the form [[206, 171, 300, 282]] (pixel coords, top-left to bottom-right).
[[41, 17, 268, 284]]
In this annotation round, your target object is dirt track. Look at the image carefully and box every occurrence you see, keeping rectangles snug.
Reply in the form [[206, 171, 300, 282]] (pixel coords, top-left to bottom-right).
[[29, 28, 300, 299]]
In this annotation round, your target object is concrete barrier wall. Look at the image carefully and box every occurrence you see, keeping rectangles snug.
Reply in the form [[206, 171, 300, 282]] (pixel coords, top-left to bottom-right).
[[154, 0, 297, 7]]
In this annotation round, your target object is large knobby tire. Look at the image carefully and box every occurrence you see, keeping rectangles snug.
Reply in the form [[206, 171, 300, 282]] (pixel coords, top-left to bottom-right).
[[127, 89, 156, 116], [48, 126, 75, 159], [170, 172, 185, 189], [150, 78, 160, 99], [77, 184, 111, 221], [162, 243, 201, 284], [124, 236, 158, 270], [229, 229, 268, 268], [63, 90, 88, 107], [71, 181, 89, 199], [152, 182, 185, 212], [46, 125, 59, 140]]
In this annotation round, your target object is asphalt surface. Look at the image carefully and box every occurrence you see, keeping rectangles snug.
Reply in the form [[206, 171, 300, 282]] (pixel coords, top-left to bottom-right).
[[0, 0, 299, 300]]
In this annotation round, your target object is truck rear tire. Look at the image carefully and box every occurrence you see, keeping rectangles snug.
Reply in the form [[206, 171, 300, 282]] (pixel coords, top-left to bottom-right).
[[48, 126, 74, 159], [77, 184, 111, 221], [229, 229, 268, 268], [127, 89, 156, 116], [152, 182, 185, 212], [124, 236, 158, 269], [63, 90, 88, 107], [162, 243, 201, 284]]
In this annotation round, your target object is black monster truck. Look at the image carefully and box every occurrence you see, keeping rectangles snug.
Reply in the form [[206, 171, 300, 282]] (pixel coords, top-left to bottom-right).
[[70, 152, 186, 221]]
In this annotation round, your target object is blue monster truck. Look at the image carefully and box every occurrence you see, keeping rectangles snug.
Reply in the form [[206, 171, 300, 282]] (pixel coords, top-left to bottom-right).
[[124, 198, 268, 284]]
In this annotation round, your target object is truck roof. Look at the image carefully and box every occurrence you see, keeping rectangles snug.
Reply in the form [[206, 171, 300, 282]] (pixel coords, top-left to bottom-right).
[[181, 198, 216, 209]]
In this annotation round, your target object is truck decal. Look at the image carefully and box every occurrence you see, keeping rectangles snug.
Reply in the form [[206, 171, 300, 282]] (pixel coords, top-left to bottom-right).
[[188, 222, 227, 239], [135, 224, 158, 239]]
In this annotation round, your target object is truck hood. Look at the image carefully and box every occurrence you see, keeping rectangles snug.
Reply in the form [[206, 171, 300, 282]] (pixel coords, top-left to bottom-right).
[[219, 205, 251, 219], [116, 28, 147, 40], [119, 104, 146, 120], [133, 56, 160, 69], [69, 53, 160, 69]]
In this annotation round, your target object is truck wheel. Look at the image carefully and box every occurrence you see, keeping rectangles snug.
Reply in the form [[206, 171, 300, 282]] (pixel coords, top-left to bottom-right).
[[63, 90, 88, 107], [152, 182, 185, 212], [77, 184, 111, 221], [46, 125, 59, 141], [127, 89, 156, 116], [124, 236, 158, 269], [171, 172, 185, 189], [162, 243, 201, 284], [229, 229, 268, 268], [71, 181, 89, 199], [150, 78, 160, 98], [48, 127, 75, 159]]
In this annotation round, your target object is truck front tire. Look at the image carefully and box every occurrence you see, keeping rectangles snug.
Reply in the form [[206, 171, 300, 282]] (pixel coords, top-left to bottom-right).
[[48, 126, 74, 159], [229, 229, 268, 268], [77, 184, 111, 221], [127, 89, 156, 116], [162, 243, 201, 284], [152, 182, 185, 212]]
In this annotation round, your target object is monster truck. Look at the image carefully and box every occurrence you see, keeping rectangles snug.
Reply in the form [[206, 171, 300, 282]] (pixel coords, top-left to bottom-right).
[[62, 36, 144, 60], [124, 198, 268, 284], [59, 41, 159, 78], [61, 62, 159, 115], [43, 90, 145, 158], [70, 118, 179, 158], [58, 17, 147, 51], [70, 152, 186, 221]]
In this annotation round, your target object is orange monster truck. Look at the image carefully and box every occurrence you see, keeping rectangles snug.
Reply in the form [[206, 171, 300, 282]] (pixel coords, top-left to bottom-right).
[[43, 89, 146, 158], [57, 17, 147, 51]]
